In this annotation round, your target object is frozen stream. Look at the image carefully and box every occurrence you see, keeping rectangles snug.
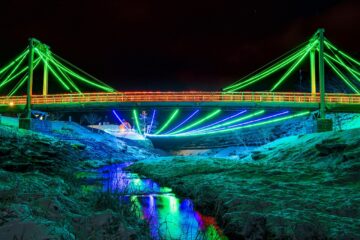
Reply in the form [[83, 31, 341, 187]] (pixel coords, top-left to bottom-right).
[[99, 163, 227, 240]]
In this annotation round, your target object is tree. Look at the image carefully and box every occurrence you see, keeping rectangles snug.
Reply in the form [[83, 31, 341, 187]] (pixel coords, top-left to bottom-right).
[[81, 113, 102, 125]]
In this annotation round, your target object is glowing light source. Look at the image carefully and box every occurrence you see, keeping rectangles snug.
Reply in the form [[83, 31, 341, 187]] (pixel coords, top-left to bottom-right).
[[165, 109, 199, 134], [270, 41, 317, 91], [170, 109, 221, 135], [183, 110, 247, 134], [133, 109, 142, 134], [224, 44, 309, 91], [155, 109, 179, 134], [148, 111, 309, 137], [148, 110, 156, 134], [184, 110, 264, 135], [112, 110, 129, 129], [324, 56, 360, 94]]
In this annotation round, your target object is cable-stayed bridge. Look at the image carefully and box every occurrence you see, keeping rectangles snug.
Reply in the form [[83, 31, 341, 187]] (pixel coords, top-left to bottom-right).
[[0, 29, 359, 136]]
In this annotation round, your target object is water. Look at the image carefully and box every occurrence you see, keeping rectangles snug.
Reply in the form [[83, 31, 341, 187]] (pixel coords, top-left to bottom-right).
[[99, 163, 227, 240]]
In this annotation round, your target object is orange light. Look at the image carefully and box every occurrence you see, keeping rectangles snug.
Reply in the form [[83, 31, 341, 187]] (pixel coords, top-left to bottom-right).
[[9, 101, 15, 107]]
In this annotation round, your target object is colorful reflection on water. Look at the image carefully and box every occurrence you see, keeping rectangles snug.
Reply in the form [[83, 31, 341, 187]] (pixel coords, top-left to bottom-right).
[[100, 163, 227, 240]]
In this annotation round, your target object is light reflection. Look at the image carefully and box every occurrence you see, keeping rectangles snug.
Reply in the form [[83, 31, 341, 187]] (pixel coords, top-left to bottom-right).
[[100, 164, 228, 240]]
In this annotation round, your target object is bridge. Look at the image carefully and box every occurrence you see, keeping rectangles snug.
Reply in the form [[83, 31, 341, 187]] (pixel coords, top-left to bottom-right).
[[1, 28, 359, 136]]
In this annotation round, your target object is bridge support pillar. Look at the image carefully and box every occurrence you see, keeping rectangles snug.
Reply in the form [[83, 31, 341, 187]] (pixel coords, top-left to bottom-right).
[[310, 49, 316, 95], [21, 38, 35, 129], [43, 45, 49, 96], [318, 28, 326, 119], [19, 118, 32, 130], [316, 118, 333, 132]]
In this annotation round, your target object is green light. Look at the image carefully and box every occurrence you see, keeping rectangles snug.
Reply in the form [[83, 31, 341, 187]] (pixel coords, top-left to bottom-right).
[[270, 42, 316, 91], [224, 44, 309, 91], [325, 39, 360, 67], [133, 109, 142, 134], [0, 51, 28, 89], [155, 109, 179, 134], [324, 52, 360, 77], [184, 110, 265, 134], [52, 53, 115, 91], [51, 57, 115, 92], [150, 111, 310, 138], [7, 58, 41, 97], [324, 43, 360, 82], [0, 49, 29, 75], [52, 59, 83, 94], [170, 109, 221, 135], [36, 50, 71, 91], [324, 56, 360, 94]]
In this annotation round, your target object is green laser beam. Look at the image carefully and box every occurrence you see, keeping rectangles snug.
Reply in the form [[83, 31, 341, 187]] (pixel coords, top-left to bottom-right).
[[182, 110, 265, 135], [155, 109, 180, 134], [133, 109, 142, 134], [170, 109, 221, 135], [151, 111, 310, 138]]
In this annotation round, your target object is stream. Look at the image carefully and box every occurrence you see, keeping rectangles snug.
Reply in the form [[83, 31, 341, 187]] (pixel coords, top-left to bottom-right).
[[99, 163, 228, 240]]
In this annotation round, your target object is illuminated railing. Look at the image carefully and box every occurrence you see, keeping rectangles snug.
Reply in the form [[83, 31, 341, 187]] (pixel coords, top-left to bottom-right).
[[0, 92, 360, 106]]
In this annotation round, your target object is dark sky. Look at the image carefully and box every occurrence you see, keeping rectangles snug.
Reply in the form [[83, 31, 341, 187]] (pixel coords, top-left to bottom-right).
[[1, 0, 359, 91]]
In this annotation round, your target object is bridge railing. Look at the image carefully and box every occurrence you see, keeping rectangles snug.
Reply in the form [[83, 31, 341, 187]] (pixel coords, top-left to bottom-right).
[[0, 92, 360, 106]]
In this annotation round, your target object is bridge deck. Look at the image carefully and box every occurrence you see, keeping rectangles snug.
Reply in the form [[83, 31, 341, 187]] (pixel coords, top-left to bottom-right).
[[0, 92, 359, 112]]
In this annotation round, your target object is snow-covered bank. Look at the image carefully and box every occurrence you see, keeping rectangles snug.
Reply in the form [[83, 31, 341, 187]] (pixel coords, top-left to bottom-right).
[[129, 128, 360, 239], [0, 124, 158, 239]]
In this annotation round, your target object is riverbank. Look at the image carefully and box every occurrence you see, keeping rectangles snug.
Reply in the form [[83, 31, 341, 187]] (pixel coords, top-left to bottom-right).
[[0, 124, 158, 239], [129, 128, 360, 239]]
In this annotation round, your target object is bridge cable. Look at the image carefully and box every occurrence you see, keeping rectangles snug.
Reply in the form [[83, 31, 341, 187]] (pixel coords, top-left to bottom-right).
[[51, 53, 115, 91], [0, 51, 28, 89], [7, 57, 42, 97], [223, 41, 308, 91], [324, 42, 360, 83], [224, 43, 309, 92], [324, 56, 360, 94]]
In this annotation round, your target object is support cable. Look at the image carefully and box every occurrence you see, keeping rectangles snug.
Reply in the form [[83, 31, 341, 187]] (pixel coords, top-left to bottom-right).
[[51, 53, 115, 91], [324, 56, 360, 94], [224, 41, 308, 90]]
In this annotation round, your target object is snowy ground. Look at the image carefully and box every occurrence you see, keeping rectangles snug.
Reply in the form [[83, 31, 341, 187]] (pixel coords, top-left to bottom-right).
[[0, 123, 158, 239], [129, 127, 360, 239]]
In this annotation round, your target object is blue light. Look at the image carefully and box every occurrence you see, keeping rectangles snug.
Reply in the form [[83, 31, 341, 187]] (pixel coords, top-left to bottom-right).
[[112, 110, 129, 129], [164, 109, 200, 134], [148, 109, 156, 134]]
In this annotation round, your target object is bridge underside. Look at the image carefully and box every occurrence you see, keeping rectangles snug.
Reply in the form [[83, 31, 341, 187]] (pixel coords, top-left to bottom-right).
[[1, 102, 360, 113]]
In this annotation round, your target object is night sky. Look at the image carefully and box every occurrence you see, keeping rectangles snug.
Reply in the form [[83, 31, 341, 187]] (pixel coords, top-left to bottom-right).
[[1, 0, 359, 91]]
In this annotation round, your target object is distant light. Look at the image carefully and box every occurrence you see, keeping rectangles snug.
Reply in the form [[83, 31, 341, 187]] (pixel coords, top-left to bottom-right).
[[9, 102, 14, 107]]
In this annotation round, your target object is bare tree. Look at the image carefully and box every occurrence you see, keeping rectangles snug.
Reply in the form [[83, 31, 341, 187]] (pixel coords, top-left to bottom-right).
[[82, 113, 102, 125]]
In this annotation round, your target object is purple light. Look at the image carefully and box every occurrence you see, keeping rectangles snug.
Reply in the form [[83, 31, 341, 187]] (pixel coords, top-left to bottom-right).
[[199, 111, 290, 134], [112, 110, 129, 129], [147, 109, 156, 134], [165, 109, 200, 134], [185, 110, 247, 134]]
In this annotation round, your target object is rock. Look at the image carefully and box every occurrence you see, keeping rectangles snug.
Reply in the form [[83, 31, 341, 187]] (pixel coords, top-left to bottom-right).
[[251, 153, 267, 160], [0, 221, 52, 240], [315, 143, 347, 156], [0, 146, 12, 156], [24, 149, 48, 159], [242, 216, 267, 240]]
